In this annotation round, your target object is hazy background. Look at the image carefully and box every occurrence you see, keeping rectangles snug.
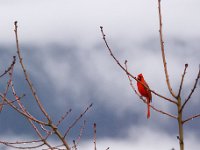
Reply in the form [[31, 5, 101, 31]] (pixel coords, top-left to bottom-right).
[[0, 0, 200, 149]]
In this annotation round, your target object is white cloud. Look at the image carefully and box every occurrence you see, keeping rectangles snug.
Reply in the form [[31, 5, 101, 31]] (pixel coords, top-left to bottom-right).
[[0, 0, 200, 45], [79, 126, 200, 150], [1, 126, 199, 150]]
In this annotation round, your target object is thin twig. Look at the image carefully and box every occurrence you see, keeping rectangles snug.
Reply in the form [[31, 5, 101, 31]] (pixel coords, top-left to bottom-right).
[[64, 103, 93, 138], [70, 120, 86, 150], [151, 104, 177, 119], [0, 139, 42, 145], [177, 64, 188, 97], [158, 0, 176, 98], [42, 146, 66, 150], [0, 139, 45, 149], [0, 57, 16, 112], [0, 93, 25, 106], [4, 59, 15, 96], [76, 120, 86, 145], [0, 56, 16, 78], [181, 66, 200, 112], [0, 65, 48, 126], [41, 124, 52, 135], [9, 64, 49, 126], [0, 94, 48, 125], [183, 113, 200, 124], [124, 60, 138, 94], [0, 141, 45, 149], [56, 108, 72, 127], [94, 123, 97, 150], [10, 90, 53, 149]]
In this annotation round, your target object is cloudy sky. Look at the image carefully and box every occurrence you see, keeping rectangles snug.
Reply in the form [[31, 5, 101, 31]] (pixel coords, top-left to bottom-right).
[[0, 0, 200, 149]]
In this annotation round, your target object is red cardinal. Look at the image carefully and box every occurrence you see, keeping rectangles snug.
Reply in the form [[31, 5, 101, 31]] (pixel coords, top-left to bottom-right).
[[137, 74, 152, 119]]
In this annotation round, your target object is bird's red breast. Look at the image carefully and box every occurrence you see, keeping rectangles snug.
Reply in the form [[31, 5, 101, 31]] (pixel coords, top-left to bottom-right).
[[137, 73, 152, 119], [137, 74, 152, 101]]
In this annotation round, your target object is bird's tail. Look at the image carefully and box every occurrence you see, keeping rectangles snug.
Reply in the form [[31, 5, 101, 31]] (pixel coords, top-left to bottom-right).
[[147, 99, 151, 119]]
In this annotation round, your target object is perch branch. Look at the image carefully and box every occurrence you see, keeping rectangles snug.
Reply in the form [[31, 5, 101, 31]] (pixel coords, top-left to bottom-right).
[[124, 60, 177, 119], [100, 26, 177, 105], [125, 61, 177, 119]]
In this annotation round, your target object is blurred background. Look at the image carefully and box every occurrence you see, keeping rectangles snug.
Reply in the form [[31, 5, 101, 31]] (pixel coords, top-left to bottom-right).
[[0, 0, 200, 149]]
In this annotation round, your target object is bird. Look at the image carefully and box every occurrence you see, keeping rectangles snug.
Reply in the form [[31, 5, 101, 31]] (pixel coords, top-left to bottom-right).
[[137, 73, 152, 119]]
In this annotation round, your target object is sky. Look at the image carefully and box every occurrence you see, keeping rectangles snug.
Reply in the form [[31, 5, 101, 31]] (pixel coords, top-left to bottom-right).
[[0, 0, 200, 150]]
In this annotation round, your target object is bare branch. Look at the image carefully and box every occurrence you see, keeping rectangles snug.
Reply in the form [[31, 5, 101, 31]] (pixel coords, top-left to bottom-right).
[[14, 21, 51, 123], [138, 88, 177, 119], [76, 120, 86, 145], [181, 66, 200, 112], [151, 104, 177, 119], [11, 94, 53, 149], [100, 26, 177, 105], [0, 139, 42, 145], [94, 123, 97, 150], [64, 103, 93, 138], [124, 60, 138, 94], [0, 57, 16, 112], [183, 113, 200, 124], [14, 21, 71, 150], [71, 120, 87, 150], [40, 124, 53, 135], [125, 61, 177, 119], [0, 56, 16, 78], [0, 93, 25, 107], [177, 64, 188, 97], [0, 140, 45, 149], [56, 108, 72, 127], [0, 92, 48, 126], [158, 0, 176, 98], [1, 61, 49, 126]]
